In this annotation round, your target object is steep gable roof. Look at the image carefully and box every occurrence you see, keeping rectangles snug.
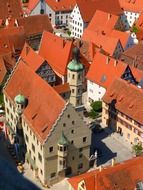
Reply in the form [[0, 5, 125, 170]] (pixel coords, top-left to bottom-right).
[[76, 0, 122, 23], [17, 15, 53, 37], [39, 31, 73, 76], [119, 0, 143, 12], [0, 0, 23, 19], [82, 30, 121, 57], [4, 60, 66, 143], [20, 43, 45, 71], [87, 10, 119, 35], [103, 78, 143, 125], [28, 0, 76, 12], [69, 156, 143, 190], [86, 52, 126, 89]]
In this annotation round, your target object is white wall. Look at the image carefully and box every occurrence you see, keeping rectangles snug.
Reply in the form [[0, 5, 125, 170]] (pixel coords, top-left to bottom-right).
[[70, 5, 84, 38], [120, 11, 140, 30], [87, 80, 106, 103]]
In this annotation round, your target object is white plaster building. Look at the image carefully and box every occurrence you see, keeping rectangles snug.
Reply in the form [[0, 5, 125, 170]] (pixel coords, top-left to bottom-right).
[[86, 53, 127, 103], [118, 0, 143, 30], [27, 0, 75, 26], [70, 5, 86, 38]]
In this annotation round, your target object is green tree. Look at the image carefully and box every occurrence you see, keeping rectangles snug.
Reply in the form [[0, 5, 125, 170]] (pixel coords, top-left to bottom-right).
[[132, 142, 143, 156], [67, 30, 71, 37], [132, 25, 139, 33], [89, 101, 102, 119]]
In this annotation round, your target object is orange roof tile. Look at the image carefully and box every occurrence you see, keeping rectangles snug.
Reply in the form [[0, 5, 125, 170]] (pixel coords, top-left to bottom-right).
[[17, 15, 53, 37], [86, 52, 126, 89], [4, 60, 66, 143], [0, 57, 7, 84], [82, 30, 121, 56], [0, 26, 25, 51], [28, 0, 76, 12], [39, 31, 73, 76], [76, 0, 122, 23], [109, 30, 130, 49], [0, 0, 23, 19], [85, 10, 119, 35], [103, 78, 143, 125], [119, 0, 143, 12], [69, 156, 143, 190], [20, 43, 44, 71], [53, 83, 70, 94]]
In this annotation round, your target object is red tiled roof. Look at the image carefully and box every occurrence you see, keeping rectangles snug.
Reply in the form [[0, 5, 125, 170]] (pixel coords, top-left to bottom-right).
[[0, 26, 25, 51], [119, 0, 143, 12], [28, 0, 76, 12], [20, 43, 44, 71], [82, 29, 120, 56], [4, 60, 66, 143], [133, 13, 143, 41], [120, 44, 143, 70], [76, 0, 122, 23], [17, 15, 53, 37], [69, 156, 143, 190], [109, 30, 130, 49], [0, 57, 7, 84], [39, 31, 73, 76], [103, 78, 143, 125], [53, 83, 70, 94], [86, 52, 126, 89], [86, 10, 119, 35], [0, 0, 23, 19]]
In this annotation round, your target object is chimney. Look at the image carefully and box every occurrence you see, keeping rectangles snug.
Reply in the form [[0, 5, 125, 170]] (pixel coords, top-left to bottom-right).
[[108, 13, 112, 21], [99, 165, 102, 172], [106, 56, 110, 64], [26, 46, 30, 55], [111, 158, 115, 167], [114, 59, 118, 67]]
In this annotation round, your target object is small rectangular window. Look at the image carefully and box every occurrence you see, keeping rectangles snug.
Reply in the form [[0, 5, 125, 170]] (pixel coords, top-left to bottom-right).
[[49, 146, 53, 152]]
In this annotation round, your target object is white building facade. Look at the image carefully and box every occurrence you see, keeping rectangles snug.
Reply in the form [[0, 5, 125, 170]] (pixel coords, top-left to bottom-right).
[[120, 11, 140, 30], [29, 1, 72, 26], [70, 5, 87, 38], [87, 80, 106, 103]]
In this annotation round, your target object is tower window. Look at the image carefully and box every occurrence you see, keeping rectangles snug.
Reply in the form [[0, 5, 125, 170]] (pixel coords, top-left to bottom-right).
[[72, 74, 75, 79], [49, 146, 53, 152], [67, 114, 70, 118], [83, 137, 87, 143], [63, 123, 66, 127], [72, 121, 75, 125], [72, 89, 75, 93], [78, 74, 81, 79]]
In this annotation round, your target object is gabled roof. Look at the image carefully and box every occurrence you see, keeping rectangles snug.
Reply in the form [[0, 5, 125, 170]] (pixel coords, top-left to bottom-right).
[[20, 43, 45, 71], [39, 31, 73, 76], [0, 0, 23, 19], [76, 0, 122, 23], [28, 0, 76, 12], [0, 26, 25, 51], [4, 60, 66, 143], [119, 0, 143, 12], [103, 78, 143, 125], [17, 15, 53, 37], [69, 156, 143, 190], [120, 44, 143, 70], [85, 10, 119, 35], [53, 83, 70, 95], [86, 52, 126, 89], [109, 30, 130, 49], [82, 30, 121, 57], [0, 57, 7, 84]]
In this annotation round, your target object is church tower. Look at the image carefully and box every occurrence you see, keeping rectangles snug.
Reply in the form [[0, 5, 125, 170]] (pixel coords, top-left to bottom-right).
[[67, 47, 84, 110]]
